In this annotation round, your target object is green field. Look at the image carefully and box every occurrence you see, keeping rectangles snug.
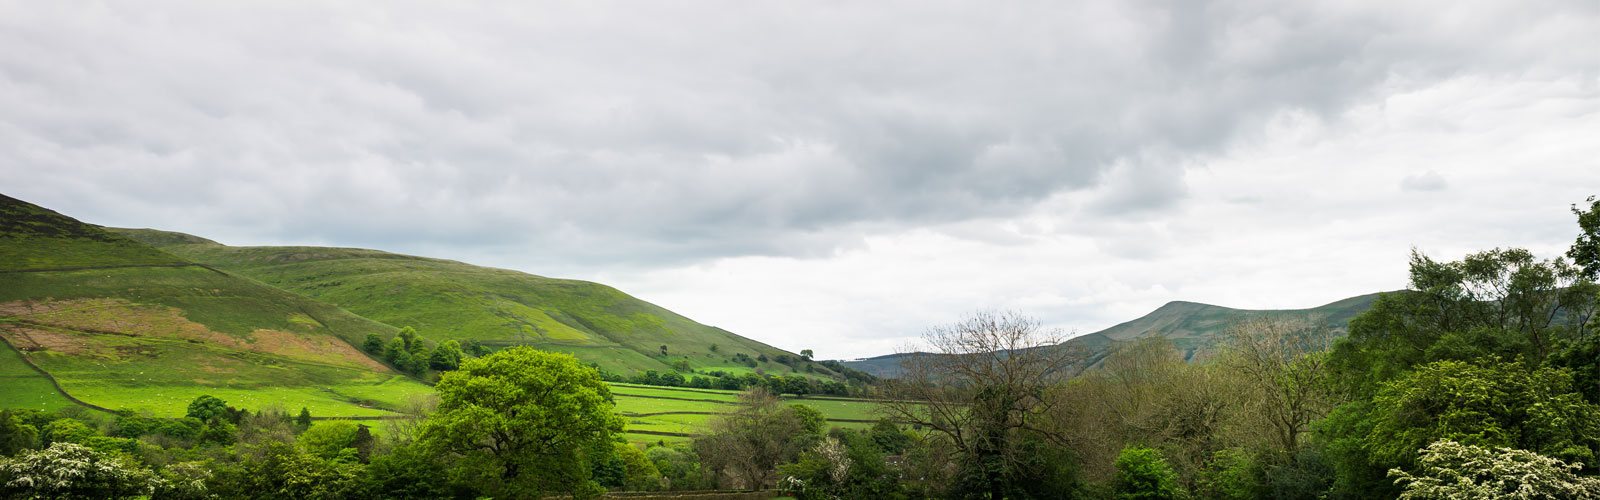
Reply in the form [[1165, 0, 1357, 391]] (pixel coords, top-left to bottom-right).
[[609, 382, 886, 444], [0, 340, 74, 411]]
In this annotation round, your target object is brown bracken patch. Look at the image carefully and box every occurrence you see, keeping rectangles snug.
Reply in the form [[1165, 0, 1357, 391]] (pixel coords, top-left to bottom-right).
[[0, 298, 390, 373]]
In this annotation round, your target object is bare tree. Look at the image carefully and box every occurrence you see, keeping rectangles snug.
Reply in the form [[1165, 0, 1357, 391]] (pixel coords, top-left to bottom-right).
[[693, 387, 806, 490], [877, 310, 1085, 498], [1222, 315, 1338, 457]]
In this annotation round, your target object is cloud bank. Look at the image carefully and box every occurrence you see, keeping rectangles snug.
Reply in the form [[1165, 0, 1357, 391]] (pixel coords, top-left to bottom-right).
[[3, 1, 1596, 357]]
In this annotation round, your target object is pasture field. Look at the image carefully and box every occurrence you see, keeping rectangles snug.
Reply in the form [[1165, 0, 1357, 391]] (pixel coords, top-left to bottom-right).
[[3, 321, 431, 417], [609, 382, 888, 445]]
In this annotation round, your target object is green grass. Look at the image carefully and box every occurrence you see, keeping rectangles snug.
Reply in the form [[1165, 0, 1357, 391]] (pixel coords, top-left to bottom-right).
[[0, 339, 74, 411], [609, 381, 889, 445], [18, 330, 432, 417], [0, 195, 187, 271], [121, 232, 823, 379]]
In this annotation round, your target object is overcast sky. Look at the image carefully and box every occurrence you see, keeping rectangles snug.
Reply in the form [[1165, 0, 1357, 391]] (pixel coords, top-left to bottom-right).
[[3, 1, 1597, 359]]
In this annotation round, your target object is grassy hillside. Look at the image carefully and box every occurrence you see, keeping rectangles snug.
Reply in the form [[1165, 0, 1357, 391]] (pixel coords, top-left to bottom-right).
[[842, 293, 1383, 377], [0, 195, 187, 269], [0, 195, 433, 417], [113, 229, 819, 378]]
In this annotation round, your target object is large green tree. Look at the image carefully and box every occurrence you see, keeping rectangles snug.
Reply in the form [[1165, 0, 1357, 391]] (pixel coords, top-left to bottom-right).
[[1366, 359, 1600, 470], [416, 346, 623, 499]]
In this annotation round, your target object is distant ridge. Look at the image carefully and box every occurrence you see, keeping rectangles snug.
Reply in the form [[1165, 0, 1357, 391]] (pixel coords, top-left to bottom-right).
[[841, 293, 1384, 378]]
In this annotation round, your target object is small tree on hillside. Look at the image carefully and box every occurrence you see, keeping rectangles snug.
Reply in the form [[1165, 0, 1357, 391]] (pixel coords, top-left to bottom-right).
[[362, 333, 384, 354], [384, 337, 407, 364], [428, 340, 464, 371]]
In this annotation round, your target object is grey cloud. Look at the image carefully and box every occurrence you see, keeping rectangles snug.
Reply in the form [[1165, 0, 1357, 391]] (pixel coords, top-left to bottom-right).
[[0, 0, 1590, 266], [1401, 171, 1448, 192]]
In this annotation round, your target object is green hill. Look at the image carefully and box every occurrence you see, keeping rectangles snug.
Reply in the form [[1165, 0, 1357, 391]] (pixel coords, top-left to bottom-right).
[[111, 229, 817, 379], [0, 195, 432, 417], [1084, 292, 1382, 359], [842, 293, 1383, 377]]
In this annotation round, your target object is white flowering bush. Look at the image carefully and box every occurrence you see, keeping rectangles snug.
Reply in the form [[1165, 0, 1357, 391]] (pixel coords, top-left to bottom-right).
[[0, 442, 164, 500], [1390, 440, 1600, 499]]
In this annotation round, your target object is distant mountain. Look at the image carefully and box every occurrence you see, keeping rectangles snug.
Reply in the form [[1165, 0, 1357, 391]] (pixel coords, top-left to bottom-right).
[[841, 293, 1384, 378], [112, 229, 816, 378], [0, 194, 429, 417]]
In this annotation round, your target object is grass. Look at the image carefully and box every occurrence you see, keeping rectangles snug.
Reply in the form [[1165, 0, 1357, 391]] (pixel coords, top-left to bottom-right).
[[609, 381, 888, 446], [0, 339, 74, 411], [121, 231, 826, 379], [15, 327, 433, 417], [0, 195, 187, 270]]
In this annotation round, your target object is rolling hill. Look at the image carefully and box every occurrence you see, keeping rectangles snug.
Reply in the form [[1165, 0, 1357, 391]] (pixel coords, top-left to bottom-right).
[[109, 229, 820, 379], [842, 293, 1384, 378], [0, 194, 433, 417]]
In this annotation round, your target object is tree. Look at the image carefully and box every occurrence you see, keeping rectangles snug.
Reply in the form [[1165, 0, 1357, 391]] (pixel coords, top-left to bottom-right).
[[660, 344, 668, 356], [1571, 195, 1600, 280], [1222, 315, 1338, 457], [710, 343, 719, 353], [299, 421, 363, 461], [215, 440, 365, 500], [40, 419, 93, 447], [878, 310, 1084, 500], [0, 442, 163, 499], [693, 388, 809, 489], [1113, 446, 1183, 500], [1389, 440, 1600, 499], [463, 339, 490, 358], [1366, 359, 1600, 470], [186, 394, 231, 422], [384, 337, 407, 364], [645, 446, 703, 490], [868, 419, 913, 455], [801, 349, 814, 361], [790, 403, 826, 436], [296, 407, 312, 430], [417, 347, 623, 499], [1333, 248, 1597, 394], [0, 410, 38, 455], [362, 332, 384, 354], [428, 340, 464, 371]]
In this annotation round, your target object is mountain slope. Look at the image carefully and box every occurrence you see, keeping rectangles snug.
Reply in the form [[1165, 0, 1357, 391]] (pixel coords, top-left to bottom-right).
[[113, 229, 813, 378], [842, 293, 1383, 377], [0, 195, 431, 417]]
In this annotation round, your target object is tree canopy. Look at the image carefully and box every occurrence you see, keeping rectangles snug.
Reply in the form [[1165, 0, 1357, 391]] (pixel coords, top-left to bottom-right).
[[416, 346, 623, 499]]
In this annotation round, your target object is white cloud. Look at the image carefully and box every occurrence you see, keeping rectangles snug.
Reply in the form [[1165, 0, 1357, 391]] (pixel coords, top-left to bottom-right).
[[1, 1, 1595, 358]]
